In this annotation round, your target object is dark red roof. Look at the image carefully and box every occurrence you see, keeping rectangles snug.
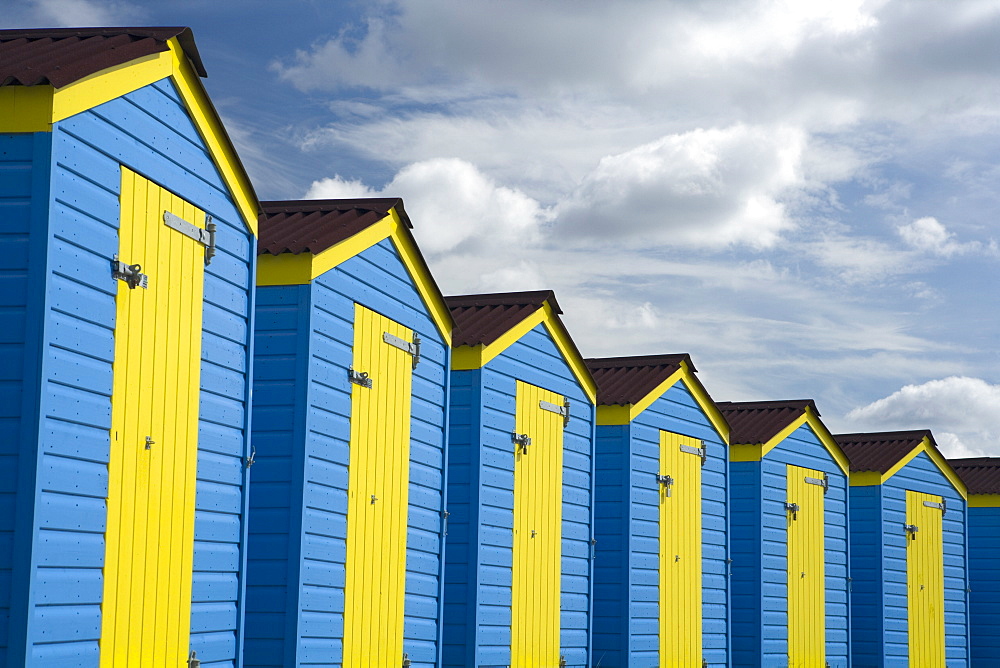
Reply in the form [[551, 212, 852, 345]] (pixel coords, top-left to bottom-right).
[[834, 430, 936, 473], [0, 27, 206, 88], [585, 354, 692, 406], [258, 199, 410, 256], [949, 457, 1000, 495], [446, 291, 561, 348], [716, 400, 817, 445]]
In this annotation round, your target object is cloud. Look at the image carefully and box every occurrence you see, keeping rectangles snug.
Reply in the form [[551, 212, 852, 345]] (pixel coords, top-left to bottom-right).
[[897, 216, 982, 257], [846, 376, 1000, 456], [7, 0, 141, 27], [306, 158, 551, 256], [555, 125, 805, 249]]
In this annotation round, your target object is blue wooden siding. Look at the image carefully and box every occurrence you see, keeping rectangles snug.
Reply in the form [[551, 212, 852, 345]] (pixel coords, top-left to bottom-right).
[[6, 78, 255, 667], [968, 506, 1000, 667], [442, 324, 594, 668], [246, 238, 450, 668], [849, 452, 968, 667], [729, 424, 850, 668], [592, 381, 730, 667]]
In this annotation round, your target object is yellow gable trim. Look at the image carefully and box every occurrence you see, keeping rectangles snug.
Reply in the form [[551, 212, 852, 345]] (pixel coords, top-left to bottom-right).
[[0, 39, 259, 235], [595, 363, 730, 443], [969, 494, 1000, 508], [256, 209, 452, 344], [848, 437, 968, 500], [451, 302, 597, 404], [729, 407, 850, 475]]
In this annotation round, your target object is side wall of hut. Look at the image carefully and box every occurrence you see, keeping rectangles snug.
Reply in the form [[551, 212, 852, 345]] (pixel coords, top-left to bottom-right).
[[968, 505, 1000, 667]]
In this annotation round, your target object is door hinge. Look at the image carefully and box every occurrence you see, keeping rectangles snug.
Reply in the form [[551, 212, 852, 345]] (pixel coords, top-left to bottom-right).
[[904, 523, 919, 540], [164, 211, 217, 265], [348, 367, 372, 389], [656, 473, 675, 496], [804, 473, 829, 493], [785, 502, 800, 520], [924, 499, 946, 514], [383, 331, 421, 368], [111, 254, 148, 289], [401, 653, 411, 668], [512, 432, 531, 453], [245, 444, 256, 469], [441, 510, 450, 536], [559, 656, 567, 667], [679, 442, 707, 465], [539, 399, 571, 427], [188, 651, 200, 668]]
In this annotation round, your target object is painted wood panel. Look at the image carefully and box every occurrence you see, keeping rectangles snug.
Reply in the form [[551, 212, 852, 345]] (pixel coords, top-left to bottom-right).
[[786, 464, 825, 667], [907, 490, 945, 667], [969, 506, 1000, 667], [342, 303, 414, 667]]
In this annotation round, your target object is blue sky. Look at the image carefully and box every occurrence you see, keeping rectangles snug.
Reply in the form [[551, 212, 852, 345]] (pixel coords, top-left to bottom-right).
[[10, 0, 1000, 456]]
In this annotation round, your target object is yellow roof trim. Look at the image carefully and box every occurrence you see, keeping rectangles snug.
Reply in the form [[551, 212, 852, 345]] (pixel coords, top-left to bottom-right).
[[595, 363, 730, 443], [729, 406, 850, 475], [0, 39, 259, 235], [256, 209, 452, 344], [848, 437, 968, 500], [969, 494, 1000, 508], [451, 301, 597, 403]]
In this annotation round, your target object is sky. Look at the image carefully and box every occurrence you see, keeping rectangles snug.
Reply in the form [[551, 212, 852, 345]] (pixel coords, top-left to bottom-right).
[[9, 0, 1000, 457]]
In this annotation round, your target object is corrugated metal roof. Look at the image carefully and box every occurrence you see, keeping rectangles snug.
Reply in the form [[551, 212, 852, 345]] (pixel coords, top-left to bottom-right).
[[716, 399, 817, 445], [948, 457, 1000, 494], [0, 27, 206, 88], [446, 291, 560, 348], [258, 198, 410, 256], [834, 430, 936, 473], [585, 354, 692, 406]]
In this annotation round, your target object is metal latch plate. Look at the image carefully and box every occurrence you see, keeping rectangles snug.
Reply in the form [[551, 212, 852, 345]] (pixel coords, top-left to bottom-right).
[[111, 256, 148, 289], [348, 368, 372, 388]]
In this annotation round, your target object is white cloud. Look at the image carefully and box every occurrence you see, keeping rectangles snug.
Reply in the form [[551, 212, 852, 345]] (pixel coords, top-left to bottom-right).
[[846, 376, 1000, 456], [7, 0, 141, 27], [897, 216, 982, 257]]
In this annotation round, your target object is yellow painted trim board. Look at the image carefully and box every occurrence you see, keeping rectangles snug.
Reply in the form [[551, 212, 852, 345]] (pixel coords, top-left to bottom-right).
[[256, 209, 453, 345], [969, 494, 1000, 507], [451, 301, 597, 403], [0, 39, 259, 235], [848, 438, 969, 500], [595, 363, 730, 443], [728, 407, 851, 475]]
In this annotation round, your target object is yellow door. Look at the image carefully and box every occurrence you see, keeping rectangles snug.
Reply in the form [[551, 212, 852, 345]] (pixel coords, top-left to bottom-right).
[[511, 380, 564, 667], [786, 465, 826, 668], [658, 431, 703, 667], [907, 490, 945, 667], [101, 168, 206, 666], [342, 304, 415, 667]]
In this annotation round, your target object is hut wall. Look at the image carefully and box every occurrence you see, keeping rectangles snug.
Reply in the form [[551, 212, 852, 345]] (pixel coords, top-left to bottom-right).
[[968, 504, 1000, 667]]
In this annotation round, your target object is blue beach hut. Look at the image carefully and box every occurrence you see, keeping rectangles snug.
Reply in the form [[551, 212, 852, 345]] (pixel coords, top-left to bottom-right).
[[585, 354, 731, 668], [836, 430, 968, 668], [950, 457, 1000, 668], [245, 199, 453, 667], [441, 291, 597, 668], [0, 27, 260, 666], [717, 400, 851, 668]]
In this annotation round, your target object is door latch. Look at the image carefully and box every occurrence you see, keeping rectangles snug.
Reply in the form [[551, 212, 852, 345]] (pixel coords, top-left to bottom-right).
[[188, 651, 200, 668], [656, 473, 674, 496], [245, 445, 256, 469], [348, 368, 372, 389], [512, 432, 531, 453], [144, 436, 155, 450], [111, 254, 148, 289], [904, 523, 919, 540], [785, 502, 800, 520]]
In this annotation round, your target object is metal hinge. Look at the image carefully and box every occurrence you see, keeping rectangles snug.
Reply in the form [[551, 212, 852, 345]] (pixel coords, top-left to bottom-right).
[[539, 399, 571, 427], [383, 332, 422, 368], [679, 442, 707, 465], [804, 473, 829, 493], [512, 432, 531, 453], [401, 653, 411, 667], [785, 502, 800, 520], [904, 523, 919, 540], [188, 651, 200, 668], [559, 657, 567, 667], [245, 444, 256, 469], [924, 499, 946, 515], [348, 367, 372, 389], [111, 254, 148, 289], [656, 473, 675, 497], [442, 510, 450, 536], [164, 211, 217, 265]]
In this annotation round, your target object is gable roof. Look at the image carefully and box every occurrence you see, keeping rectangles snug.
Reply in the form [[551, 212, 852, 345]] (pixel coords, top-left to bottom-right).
[[950, 457, 1000, 496], [586, 354, 729, 441], [447, 291, 596, 403], [718, 399, 849, 474], [835, 430, 966, 498], [0, 27, 258, 234], [256, 198, 451, 343]]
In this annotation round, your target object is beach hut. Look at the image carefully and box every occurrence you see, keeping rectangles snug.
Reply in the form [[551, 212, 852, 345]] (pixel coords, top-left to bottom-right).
[[951, 457, 1000, 668], [441, 291, 597, 668], [586, 354, 731, 667], [0, 27, 260, 666], [245, 199, 453, 667], [836, 431, 968, 667], [717, 400, 851, 668]]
